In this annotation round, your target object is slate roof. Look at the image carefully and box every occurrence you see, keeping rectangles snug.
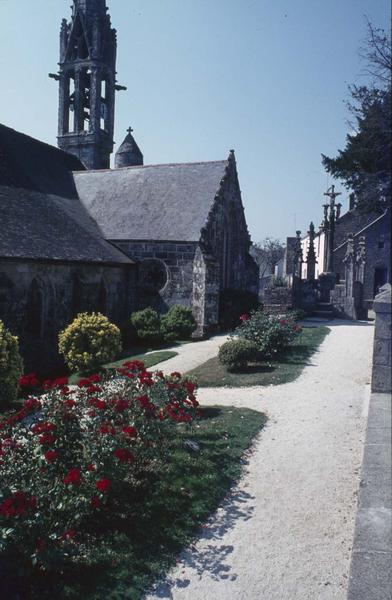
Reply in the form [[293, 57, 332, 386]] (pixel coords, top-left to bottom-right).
[[0, 124, 132, 264], [0, 123, 83, 199], [73, 160, 229, 241]]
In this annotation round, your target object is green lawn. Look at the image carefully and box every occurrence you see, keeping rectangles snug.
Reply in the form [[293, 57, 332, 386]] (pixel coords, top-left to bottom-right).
[[69, 350, 178, 384], [8, 406, 266, 600], [186, 326, 330, 387]]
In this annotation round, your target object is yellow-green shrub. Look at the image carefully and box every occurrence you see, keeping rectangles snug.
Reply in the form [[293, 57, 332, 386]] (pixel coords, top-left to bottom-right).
[[59, 312, 122, 373], [0, 320, 23, 407]]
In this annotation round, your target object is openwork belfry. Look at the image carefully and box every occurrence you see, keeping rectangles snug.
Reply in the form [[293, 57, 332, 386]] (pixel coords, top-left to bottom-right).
[[51, 0, 127, 169]]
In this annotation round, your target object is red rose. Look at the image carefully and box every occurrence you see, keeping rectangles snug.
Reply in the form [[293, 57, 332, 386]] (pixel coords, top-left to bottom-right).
[[39, 433, 56, 445], [99, 423, 115, 435], [170, 372, 182, 379], [88, 374, 101, 383], [122, 426, 137, 438], [87, 385, 102, 394], [87, 463, 96, 471], [64, 398, 76, 408], [96, 478, 111, 493], [122, 359, 145, 371], [115, 399, 129, 412], [185, 381, 196, 394], [94, 399, 107, 410], [64, 468, 82, 486], [0, 492, 37, 517], [44, 450, 58, 463], [239, 313, 249, 321], [78, 378, 91, 388], [91, 495, 100, 509], [32, 422, 56, 435], [23, 397, 42, 411], [279, 319, 287, 326], [19, 373, 40, 389], [114, 448, 135, 463]]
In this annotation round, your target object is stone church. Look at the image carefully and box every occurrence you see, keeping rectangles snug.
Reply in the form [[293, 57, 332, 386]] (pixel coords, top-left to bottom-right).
[[0, 0, 258, 373]]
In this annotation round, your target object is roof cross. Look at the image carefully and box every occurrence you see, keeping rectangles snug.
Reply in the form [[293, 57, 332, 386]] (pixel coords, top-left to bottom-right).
[[127, 127, 134, 135]]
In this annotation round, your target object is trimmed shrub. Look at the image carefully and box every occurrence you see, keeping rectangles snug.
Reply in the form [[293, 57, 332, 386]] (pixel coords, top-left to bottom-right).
[[235, 309, 301, 358], [219, 289, 259, 330], [130, 308, 162, 343], [161, 305, 197, 342], [59, 312, 122, 373], [218, 339, 259, 371], [0, 320, 23, 408]]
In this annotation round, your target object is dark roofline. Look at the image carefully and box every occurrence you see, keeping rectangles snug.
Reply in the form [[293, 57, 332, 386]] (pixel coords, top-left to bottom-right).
[[73, 158, 228, 175], [0, 255, 135, 267], [333, 209, 389, 252], [110, 239, 199, 245], [0, 123, 85, 169]]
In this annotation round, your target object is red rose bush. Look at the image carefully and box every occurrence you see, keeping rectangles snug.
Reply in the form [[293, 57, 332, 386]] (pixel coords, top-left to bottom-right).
[[0, 361, 198, 570]]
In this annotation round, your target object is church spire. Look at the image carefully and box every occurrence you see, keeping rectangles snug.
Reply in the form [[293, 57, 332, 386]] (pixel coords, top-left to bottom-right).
[[51, 0, 126, 169], [115, 127, 144, 168]]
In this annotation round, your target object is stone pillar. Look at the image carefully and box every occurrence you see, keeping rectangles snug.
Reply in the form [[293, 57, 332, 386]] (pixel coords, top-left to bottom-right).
[[74, 68, 84, 133], [355, 235, 366, 284], [371, 284, 391, 393], [306, 221, 317, 281], [89, 67, 101, 133], [343, 233, 355, 298], [58, 72, 70, 135], [293, 230, 303, 279]]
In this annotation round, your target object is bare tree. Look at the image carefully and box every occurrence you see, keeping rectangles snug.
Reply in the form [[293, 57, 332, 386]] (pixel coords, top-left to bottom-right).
[[360, 17, 392, 84], [251, 238, 285, 280]]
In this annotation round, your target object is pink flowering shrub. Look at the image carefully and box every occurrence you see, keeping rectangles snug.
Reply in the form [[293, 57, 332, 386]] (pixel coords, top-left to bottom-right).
[[235, 310, 302, 357], [0, 361, 198, 570]]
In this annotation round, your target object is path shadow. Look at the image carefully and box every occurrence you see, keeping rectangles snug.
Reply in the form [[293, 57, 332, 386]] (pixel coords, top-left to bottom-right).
[[151, 484, 255, 597]]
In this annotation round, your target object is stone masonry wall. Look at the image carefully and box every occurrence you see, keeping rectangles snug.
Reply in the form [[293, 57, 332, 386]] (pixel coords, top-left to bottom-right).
[[114, 240, 198, 312], [334, 212, 390, 301], [263, 285, 293, 314], [371, 283, 392, 393], [0, 259, 136, 375]]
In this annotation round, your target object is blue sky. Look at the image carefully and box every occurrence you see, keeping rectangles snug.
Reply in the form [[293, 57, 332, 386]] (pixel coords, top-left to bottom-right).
[[0, 0, 389, 242]]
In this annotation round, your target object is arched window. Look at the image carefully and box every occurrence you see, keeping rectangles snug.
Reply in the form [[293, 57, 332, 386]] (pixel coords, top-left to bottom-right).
[[26, 279, 44, 337], [72, 274, 83, 316], [99, 279, 108, 315]]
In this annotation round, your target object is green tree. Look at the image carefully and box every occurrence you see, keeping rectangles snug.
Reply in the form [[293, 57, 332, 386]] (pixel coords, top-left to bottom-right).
[[322, 21, 391, 213]]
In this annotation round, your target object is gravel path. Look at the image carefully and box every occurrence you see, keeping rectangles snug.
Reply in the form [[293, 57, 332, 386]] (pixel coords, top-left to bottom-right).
[[147, 334, 228, 375], [147, 321, 374, 600]]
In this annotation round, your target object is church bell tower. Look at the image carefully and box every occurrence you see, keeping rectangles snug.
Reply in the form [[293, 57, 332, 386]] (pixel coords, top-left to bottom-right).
[[50, 0, 126, 169]]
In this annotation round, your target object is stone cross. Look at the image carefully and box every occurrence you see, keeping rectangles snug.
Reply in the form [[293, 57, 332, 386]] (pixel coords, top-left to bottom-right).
[[323, 185, 342, 273]]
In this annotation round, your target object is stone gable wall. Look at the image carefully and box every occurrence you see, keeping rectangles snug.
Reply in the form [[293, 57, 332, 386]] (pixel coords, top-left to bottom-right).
[[114, 240, 198, 313]]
